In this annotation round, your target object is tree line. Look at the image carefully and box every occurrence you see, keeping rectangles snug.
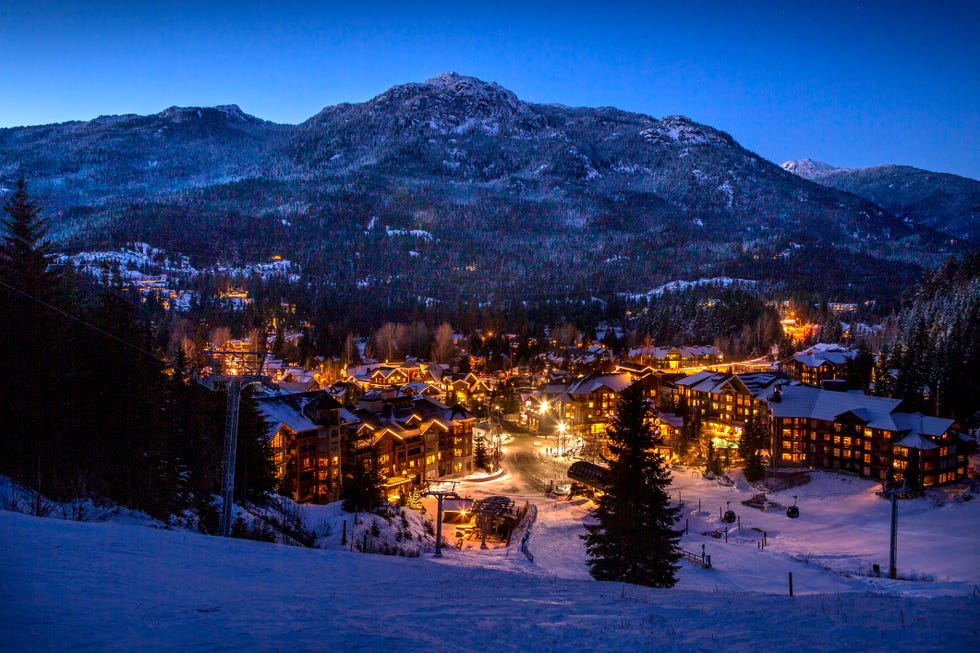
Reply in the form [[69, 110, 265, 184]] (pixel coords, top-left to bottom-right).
[[0, 180, 275, 525]]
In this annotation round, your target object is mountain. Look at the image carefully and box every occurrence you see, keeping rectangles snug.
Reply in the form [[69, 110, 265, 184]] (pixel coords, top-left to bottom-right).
[[782, 160, 980, 242], [780, 158, 838, 179], [0, 74, 957, 308]]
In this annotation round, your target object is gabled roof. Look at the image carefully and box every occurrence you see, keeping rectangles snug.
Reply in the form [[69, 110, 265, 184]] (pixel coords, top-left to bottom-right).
[[675, 370, 776, 397], [353, 395, 473, 444], [566, 373, 631, 395], [628, 344, 721, 360], [768, 384, 955, 438], [255, 391, 324, 438], [782, 343, 858, 369]]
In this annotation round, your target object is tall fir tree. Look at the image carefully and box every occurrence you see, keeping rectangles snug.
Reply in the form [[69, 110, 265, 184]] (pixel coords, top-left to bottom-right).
[[473, 434, 489, 470], [340, 429, 383, 513], [0, 179, 66, 489], [582, 383, 682, 587], [739, 412, 768, 483]]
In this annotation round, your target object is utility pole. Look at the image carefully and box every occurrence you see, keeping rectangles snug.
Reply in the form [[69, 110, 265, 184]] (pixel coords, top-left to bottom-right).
[[421, 481, 459, 557], [202, 346, 267, 537]]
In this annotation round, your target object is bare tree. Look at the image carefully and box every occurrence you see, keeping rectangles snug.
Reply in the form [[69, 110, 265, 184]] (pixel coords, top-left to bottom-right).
[[432, 322, 455, 363]]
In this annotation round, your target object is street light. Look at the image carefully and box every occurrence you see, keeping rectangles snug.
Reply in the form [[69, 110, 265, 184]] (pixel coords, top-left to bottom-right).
[[557, 422, 567, 456]]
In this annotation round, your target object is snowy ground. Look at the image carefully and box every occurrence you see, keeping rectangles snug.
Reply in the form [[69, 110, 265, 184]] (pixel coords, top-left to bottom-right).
[[2, 456, 979, 651]]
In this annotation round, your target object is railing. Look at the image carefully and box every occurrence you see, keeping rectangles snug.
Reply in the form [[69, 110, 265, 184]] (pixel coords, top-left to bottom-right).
[[680, 547, 711, 569]]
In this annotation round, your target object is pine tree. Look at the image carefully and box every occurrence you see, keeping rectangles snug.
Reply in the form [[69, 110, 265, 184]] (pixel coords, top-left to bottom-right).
[[340, 430, 383, 513], [739, 412, 768, 483], [582, 383, 682, 587], [0, 179, 66, 488], [473, 434, 489, 470]]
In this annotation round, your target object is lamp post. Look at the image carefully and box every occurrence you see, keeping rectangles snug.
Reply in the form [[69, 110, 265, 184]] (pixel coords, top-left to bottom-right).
[[557, 421, 567, 457]]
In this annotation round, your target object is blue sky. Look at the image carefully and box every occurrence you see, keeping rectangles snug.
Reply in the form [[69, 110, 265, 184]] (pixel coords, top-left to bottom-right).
[[2, 1, 978, 178]]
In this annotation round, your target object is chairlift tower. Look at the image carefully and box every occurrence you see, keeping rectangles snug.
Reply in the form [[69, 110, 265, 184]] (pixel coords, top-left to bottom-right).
[[421, 481, 459, 557], [202, 347, 267, 537], [881, 481, 907, 580]]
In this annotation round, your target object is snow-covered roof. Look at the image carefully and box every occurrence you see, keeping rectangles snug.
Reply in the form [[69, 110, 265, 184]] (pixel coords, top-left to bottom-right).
[[628, 344, 720, 360], [784, 343, 858, 369], [566, 373, 631, 395], [768, 385, 955, 439], [255, 393, 320, 436]]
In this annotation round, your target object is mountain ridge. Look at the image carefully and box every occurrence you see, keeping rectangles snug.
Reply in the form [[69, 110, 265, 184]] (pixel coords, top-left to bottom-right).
[[0, 73, 965, 305], [782, 159, 980, 241]]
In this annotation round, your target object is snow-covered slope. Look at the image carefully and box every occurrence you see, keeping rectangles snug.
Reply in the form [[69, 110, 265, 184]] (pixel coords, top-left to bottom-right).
[[3, 463, 978, 651], [2, 507, 978, 652]]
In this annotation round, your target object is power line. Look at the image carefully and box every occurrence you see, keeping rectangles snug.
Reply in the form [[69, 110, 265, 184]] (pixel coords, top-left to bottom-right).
[[0, 278, 162, 362]]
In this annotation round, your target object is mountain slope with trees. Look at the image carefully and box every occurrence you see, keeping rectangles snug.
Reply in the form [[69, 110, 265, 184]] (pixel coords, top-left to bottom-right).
[[0, 74, 962, 308], [0, 181, 275, 523], [782, 159, 980, 242]]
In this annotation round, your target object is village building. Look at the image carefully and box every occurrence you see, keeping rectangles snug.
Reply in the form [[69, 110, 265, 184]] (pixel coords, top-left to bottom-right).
[[626, 344, 723, 370], [441, 371, 496, 409], [257, 387, 476, 504], [256, 391, 359, 503], [779, 343, 859, 387], [353, 389, 476, 499], [766, 384, 972, 486], [673, 370, 778, 448], [548, 373, 632, 455]]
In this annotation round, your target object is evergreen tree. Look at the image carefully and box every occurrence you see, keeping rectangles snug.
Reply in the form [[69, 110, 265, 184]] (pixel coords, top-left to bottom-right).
[[582, 383, 682, 587], [340, 431, 383, 513], [232, 386, 277, 503], [739, 412, 768, 483], [0, 179, 66, 488], [473, 434, 489, 470]]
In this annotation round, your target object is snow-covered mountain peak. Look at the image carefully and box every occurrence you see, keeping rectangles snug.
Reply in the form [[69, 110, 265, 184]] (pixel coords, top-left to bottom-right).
[[373, 73, 522, 120], [781, 158, 839, 179], [641, 115, 730, 147], [156, 104, 257, 123], [422, 72, 510, 97]]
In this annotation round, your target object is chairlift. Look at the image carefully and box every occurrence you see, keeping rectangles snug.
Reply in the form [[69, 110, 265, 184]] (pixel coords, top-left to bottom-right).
[[786, 495, 800, 519], [722, 501, 736, 524]]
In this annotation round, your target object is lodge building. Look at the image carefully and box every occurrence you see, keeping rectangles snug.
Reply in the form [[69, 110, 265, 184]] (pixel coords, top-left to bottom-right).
[[778, 343, 859, 387], [673, 371, 776, 447], [257, 388, 475, 503], [767, 384, 971, 487], [257, 392, 358, 503]]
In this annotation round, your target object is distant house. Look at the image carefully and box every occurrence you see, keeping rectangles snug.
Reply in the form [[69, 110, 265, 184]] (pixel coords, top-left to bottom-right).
[[276, 369, 321, 394], [766, 384, 972, 486], [779, 343, 858, 387], [627, 345, 723, 370]]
